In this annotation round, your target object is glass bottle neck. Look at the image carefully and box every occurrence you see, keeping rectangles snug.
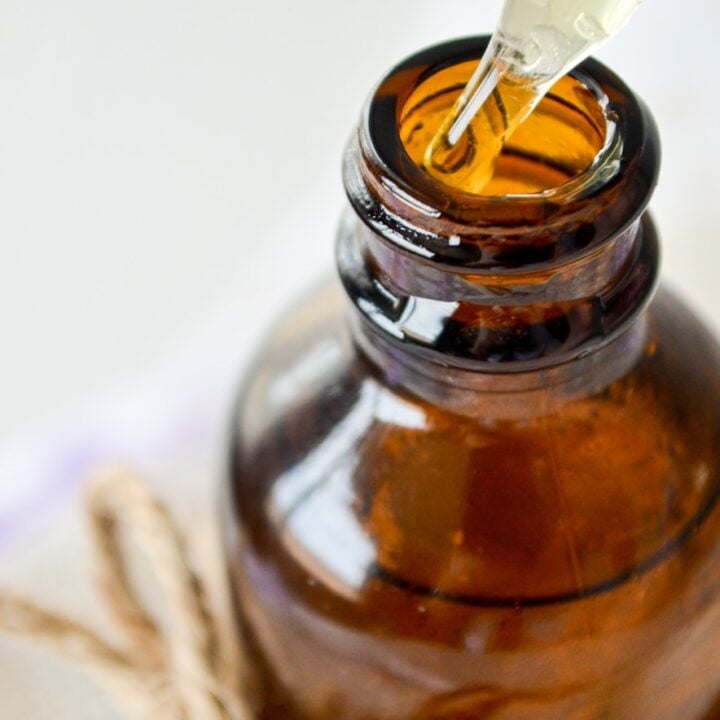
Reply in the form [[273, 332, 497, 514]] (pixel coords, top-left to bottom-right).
[[338, 199, 658, 354], [338, 207, 655, 418], [348, 303, 649, 420], [336, 36, 660, 412]]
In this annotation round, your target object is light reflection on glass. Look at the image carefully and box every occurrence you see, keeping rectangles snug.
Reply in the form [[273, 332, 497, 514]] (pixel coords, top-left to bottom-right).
[[267, 381, 429, 598]]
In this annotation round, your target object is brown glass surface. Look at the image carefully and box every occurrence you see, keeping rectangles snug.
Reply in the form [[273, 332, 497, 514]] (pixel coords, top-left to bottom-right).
[[226, 287, 720, 720], [224, 37, 720, 720]]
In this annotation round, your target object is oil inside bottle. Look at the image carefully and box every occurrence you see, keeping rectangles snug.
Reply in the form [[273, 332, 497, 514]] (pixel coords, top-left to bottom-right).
[[421, 73, 543, 194], [399, 61, 607, 195], [410, 0, 642, 194]]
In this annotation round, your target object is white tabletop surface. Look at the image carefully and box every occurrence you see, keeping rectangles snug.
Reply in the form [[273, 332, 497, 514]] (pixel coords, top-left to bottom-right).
[[1, 0, 719, 716]]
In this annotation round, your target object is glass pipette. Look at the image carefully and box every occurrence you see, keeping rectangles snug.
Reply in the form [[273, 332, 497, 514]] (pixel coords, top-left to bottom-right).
[[425, 0, 644, 194]]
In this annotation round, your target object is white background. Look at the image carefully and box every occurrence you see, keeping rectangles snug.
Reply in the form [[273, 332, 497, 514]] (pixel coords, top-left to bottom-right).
[[0, 0, 719, 443], [0, 2, 719, 717]]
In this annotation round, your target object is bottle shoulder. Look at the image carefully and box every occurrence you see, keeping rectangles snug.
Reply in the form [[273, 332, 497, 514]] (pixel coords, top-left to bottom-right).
[[232, 280, 720, 456], [229, 280, 720, 605]]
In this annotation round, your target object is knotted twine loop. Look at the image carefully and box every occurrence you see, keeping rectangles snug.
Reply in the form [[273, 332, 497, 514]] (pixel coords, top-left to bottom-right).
[[0, 466, 253, 720]]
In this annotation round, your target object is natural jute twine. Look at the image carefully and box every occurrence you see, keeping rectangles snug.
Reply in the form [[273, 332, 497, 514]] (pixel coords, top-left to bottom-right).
[[0, 466, 253, 720]]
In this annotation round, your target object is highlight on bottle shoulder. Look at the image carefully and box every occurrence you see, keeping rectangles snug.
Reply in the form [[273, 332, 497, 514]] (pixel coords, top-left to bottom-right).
[[405, 0, 643, 196]]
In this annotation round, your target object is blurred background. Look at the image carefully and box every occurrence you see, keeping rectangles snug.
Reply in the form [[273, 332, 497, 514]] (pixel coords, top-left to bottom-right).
[[1, 0, 718, 444], [0, 0, 719, 715]]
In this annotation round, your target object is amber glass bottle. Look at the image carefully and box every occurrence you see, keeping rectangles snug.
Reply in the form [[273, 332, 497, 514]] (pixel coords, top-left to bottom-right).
[[224, 38, 720, 719]]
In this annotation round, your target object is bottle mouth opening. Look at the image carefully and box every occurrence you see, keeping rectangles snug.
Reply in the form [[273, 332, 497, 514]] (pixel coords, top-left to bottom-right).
[[347, 36, 659, 270], [399, 62, 620, 200]]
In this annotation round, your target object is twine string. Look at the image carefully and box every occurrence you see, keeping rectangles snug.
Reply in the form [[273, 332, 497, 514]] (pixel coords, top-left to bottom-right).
[[0, 466, 253, 720]]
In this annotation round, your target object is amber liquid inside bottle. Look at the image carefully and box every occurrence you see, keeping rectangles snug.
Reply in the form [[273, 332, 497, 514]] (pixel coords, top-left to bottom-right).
[[399, 62, 604, 195], [225, 38, 720, 720]]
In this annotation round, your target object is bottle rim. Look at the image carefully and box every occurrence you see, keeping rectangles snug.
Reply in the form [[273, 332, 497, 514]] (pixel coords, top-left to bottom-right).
[[344, 36, 660, 273]]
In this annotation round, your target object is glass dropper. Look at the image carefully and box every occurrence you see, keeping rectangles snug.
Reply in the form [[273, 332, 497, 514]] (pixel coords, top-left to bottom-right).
[[425, 0, 643, 194]]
